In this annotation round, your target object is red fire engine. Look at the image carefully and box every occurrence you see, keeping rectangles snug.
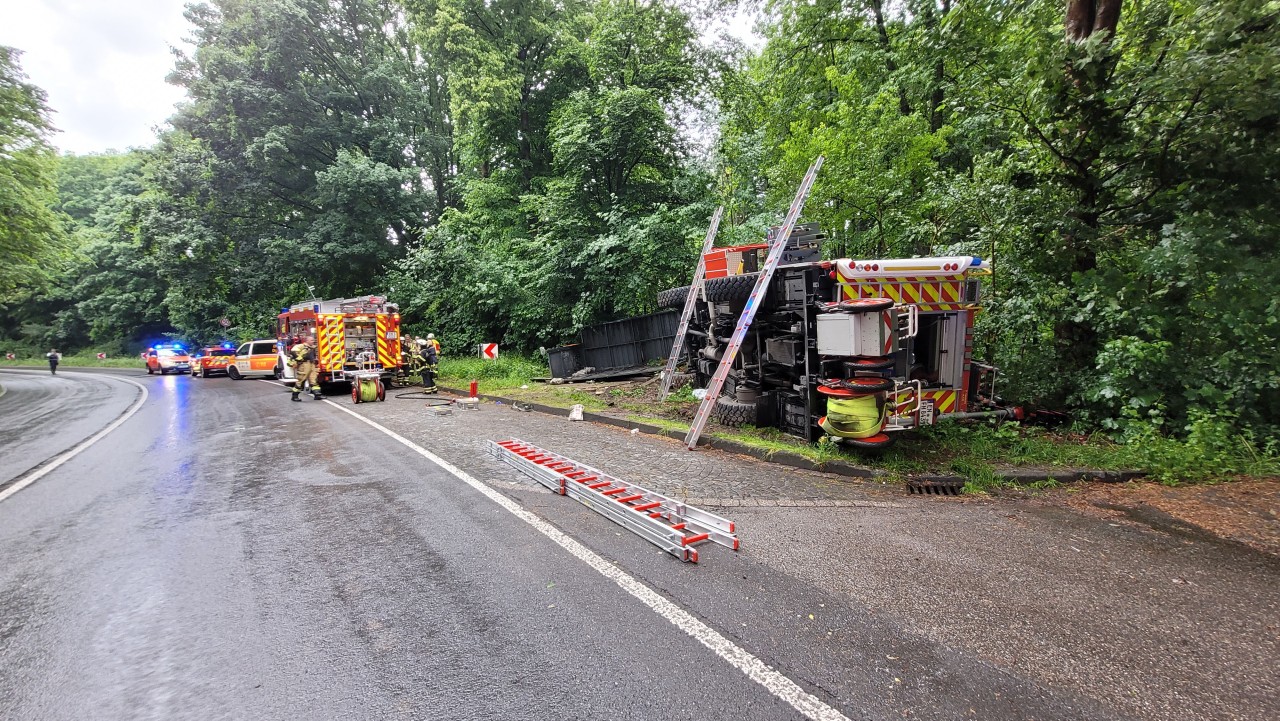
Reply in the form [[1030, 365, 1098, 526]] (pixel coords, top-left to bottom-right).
[[276, 294, 404, 387]]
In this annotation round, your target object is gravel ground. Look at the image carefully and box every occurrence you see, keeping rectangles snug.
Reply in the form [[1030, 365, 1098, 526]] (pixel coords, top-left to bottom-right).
[[350, 393, 1279, 721]]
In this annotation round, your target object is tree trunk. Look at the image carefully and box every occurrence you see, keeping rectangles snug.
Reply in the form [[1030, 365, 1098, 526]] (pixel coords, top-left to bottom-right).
[[870, 0, 911, 116]]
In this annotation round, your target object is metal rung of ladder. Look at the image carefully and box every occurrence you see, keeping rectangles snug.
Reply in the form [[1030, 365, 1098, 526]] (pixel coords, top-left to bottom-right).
[[658, 206, 724, 400], [486, 439, 739, 563]]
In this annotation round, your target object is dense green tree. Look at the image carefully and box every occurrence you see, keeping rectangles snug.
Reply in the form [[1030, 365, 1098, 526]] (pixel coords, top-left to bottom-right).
[[392, 0, 715, 350], [0, 47, 65, 295], [146, 0, 444, 339], [1, 151, 167, 354]]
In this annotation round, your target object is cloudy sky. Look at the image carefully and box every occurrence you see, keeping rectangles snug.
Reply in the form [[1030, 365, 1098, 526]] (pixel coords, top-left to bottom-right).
[[0, 0, 192, 154], [0, 1, 757, 156]]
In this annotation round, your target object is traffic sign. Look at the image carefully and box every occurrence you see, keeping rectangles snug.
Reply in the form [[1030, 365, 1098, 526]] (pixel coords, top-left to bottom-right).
[[219, 317, 231, 328], [480, 343, 499, 360], [96, 352, 107, 360]]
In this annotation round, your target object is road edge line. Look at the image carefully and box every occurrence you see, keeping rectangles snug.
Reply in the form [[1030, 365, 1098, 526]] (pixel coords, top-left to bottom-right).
[[0, 372, 149, 504], [324, 400, 852, 721]]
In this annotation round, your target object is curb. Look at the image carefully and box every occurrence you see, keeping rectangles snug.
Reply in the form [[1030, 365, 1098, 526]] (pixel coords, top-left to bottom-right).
[[438, 386, 1143, 487]]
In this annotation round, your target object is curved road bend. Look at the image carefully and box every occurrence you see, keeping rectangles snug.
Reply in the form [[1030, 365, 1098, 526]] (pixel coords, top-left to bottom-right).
[[0, 369, 142, 489], [0, 369, 1130, 720]]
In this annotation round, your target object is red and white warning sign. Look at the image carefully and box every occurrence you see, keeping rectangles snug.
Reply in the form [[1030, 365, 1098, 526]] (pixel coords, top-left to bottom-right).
[[96, 352, 107, 360], [480, 343, 499, 360]]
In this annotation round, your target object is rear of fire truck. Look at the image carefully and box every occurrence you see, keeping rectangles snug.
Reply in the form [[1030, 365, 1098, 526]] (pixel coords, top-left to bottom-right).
[[658, 224, 1018, 448], [277, 295, 404, 387]]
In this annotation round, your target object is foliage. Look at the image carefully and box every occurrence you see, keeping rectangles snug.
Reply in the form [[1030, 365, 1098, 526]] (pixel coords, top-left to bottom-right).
[[0, 47, 65, 294], [142, 0, 441, 341], [438, 354, 549, 390], [719, 0, 1280, 442]]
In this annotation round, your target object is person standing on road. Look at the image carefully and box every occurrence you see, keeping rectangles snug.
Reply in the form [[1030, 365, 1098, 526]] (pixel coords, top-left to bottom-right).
[[287, 335, 323, 402], [421, 335, 439, 394], [46, 348, 61, 375]]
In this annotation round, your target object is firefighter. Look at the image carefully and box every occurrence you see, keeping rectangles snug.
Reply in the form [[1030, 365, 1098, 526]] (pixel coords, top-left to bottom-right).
[[406, 336, 426, 373], [421, 336, 439, 393], [288, 335, 323, 402]]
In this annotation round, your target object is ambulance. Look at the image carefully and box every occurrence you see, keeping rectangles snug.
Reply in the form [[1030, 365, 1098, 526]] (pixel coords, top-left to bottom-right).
[[275, 295, 404, 387]]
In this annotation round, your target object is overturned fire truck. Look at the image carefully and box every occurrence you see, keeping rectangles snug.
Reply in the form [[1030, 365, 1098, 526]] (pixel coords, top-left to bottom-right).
[[657, 223, 1020, 449]]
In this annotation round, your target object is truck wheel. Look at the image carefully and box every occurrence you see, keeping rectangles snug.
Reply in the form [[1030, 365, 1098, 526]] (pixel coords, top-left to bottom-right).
[[657, 286, 690, 308], [712, 396, 757, 427], [227, 366, 242, 380], [706, 272, 759, 303]]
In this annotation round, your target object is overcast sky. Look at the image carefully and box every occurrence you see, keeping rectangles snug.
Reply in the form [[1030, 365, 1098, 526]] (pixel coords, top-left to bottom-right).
[[0, 1, 758, 157], [0, 0, 192, 155]]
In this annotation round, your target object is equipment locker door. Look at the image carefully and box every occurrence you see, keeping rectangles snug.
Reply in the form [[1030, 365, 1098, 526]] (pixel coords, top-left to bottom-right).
[[937, 313, 965, 388]]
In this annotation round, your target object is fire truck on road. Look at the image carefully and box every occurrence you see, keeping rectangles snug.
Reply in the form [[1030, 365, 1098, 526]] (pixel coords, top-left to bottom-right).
[[276, 294, 404, 388]]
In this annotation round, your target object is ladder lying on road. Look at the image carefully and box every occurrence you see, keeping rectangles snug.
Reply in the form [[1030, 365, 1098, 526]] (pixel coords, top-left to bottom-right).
[[486, 439, 739, 563]]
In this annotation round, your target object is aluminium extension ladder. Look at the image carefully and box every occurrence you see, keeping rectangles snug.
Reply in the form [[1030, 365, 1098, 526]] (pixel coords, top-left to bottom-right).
[[658, 205, 724, 400], [486, 439, 739, 563], [683, 156, 825, 449]]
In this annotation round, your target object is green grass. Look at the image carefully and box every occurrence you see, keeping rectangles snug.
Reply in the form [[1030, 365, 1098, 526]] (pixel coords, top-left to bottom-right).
[[1, 354, 143, 369]]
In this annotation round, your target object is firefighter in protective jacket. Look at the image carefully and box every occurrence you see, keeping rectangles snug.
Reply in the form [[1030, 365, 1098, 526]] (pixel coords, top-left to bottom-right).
[[288, 335, 323, 401], [419, 336, 439, 393]]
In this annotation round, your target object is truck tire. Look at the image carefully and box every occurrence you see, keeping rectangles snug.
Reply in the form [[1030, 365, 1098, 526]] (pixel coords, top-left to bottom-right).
[[706, 273, 759, 303], [657, 286, 690, 308], [713, 396, 757, 427]]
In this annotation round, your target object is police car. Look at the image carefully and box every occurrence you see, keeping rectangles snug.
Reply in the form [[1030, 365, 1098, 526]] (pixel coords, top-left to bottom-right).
[[145, 344, 191, 375]]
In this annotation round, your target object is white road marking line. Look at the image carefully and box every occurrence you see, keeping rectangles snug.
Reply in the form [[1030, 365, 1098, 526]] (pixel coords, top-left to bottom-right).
[[325, 400, 853, 721], [0, 372, 149, 504]]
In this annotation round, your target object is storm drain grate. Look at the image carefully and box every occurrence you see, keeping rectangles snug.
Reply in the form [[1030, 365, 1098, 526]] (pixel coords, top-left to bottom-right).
[[906, 478, 965, 496]]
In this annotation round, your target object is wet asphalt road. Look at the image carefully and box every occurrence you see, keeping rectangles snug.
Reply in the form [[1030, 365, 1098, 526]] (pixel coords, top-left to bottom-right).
[[0, 369, 1270, 720]]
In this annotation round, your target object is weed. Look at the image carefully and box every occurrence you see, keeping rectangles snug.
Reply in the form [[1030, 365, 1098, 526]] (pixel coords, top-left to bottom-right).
[[949, 457, 1005, 492]]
